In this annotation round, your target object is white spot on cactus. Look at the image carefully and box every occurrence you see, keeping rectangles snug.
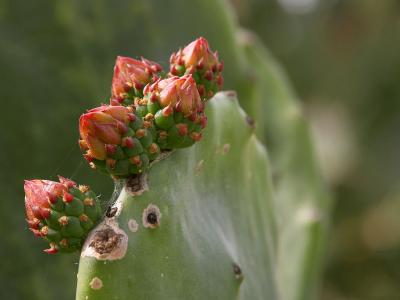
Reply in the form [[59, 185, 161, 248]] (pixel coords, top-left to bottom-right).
[[81, 219, 128, 261], [128, 219, 139, 232], [142, 204, 161, 229], [195, 160, 204, 174], [223, 144, 231, 154], [215, 143, 231, 155], [89, 277, 103, 290], [296, 206, 321, 225]]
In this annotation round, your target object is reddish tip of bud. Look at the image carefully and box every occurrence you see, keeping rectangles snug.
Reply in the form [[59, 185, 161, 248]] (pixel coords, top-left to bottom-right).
[[123, 82, 133, 92], [40, 207, 51, 219], [201, 116, 207, 129], [217, 75, 223, 87], [170, 65, 178, 75], [205, 70, 213, 81], [136, 129, 146, 138], [29, 228, 43, 237], [150, 93, 158, 103], [122, 137, 135, 148], [106, 159, 116, 169], [127, 113, 136, 122], [117, 122, 128, 134], [105, 144, 117, 156], [79, 139, 88, 150], [197, 85, 205, 96], [176, 124, 188, 136], [162, 105, 173, 117], [212, 64, 217, 73], [63, 192, 74, 203], [44, 243, 58, 254], [134, 82, 143, 90], [149, 143, 158, 154], [27, 218, 40, 229], [190, 132, 202, 142], [159, 131, 168, 140], [218, 61, 224, 72], [84, 153, 94, 162], [129, 155, 142, 166]]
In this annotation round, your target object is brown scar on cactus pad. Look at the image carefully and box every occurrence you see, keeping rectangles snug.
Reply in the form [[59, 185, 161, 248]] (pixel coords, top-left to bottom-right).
[[81, 220, 128, 260], [232, 263, 243, 281], [126, 173, 148, 196], [142, 204, 161, 229]]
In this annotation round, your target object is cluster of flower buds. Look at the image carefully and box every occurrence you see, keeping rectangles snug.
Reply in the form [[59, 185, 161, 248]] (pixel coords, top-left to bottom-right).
[[169, 37, 223, 100], [110, 56, 162, 106], [79, 105, 160, 177], [81, 37, 222, 176], [24, 177, 101, 254]]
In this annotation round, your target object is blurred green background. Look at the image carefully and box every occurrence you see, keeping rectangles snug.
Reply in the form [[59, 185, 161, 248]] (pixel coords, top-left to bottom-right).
[[1, 0, 399, 299]]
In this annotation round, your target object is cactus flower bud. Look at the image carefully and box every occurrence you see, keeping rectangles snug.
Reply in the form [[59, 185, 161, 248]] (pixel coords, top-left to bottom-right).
[[24, 176, 101, 254], [79, 105, 159, 177], [141, 75, 206, 149], [169, 37, 223, 100], [111, 56, 162, 105]]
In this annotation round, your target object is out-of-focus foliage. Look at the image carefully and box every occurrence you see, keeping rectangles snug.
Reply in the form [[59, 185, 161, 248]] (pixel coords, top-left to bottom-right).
[[232, 0, 400, 298]]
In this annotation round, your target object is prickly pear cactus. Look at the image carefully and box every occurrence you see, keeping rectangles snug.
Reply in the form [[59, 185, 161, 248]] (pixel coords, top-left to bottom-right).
[[76, 93, 278, 299]]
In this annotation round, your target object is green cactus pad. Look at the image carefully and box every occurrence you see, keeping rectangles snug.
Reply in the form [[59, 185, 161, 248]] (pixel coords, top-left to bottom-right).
[[76, 93, 277, 299]]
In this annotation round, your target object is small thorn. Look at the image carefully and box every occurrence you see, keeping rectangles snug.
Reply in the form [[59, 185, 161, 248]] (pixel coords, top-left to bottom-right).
[[144, 113, 154, 121], [129, 155, 142, 166], [59, 239, 68, 248], [159, 131, 168, 140], [58, 216, 69, 226], [84, 197, 94, 206], [149, 143, 159, 154], [79, 185, 90, 193], [136, 129, 146, 138], [79, 214, 89, 222]]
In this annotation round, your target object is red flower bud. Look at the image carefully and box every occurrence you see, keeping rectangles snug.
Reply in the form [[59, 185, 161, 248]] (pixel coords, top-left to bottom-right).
[[79, 105, 132, 160], [112, 56, 162, 99]]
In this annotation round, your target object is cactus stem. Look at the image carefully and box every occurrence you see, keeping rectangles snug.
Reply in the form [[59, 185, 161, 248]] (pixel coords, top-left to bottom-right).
[[142, 204, 161, 229]]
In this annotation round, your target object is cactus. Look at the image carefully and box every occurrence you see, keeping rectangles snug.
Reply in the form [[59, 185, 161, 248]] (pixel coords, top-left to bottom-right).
[[75, 92, 278, 299]]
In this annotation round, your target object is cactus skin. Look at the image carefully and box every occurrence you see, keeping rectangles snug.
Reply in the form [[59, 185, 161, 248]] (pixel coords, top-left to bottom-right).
[[169, 37, 223, 100], [76, 93, 278, 300], [79, 105, 160, 177], [24, 177, 101, 254]]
